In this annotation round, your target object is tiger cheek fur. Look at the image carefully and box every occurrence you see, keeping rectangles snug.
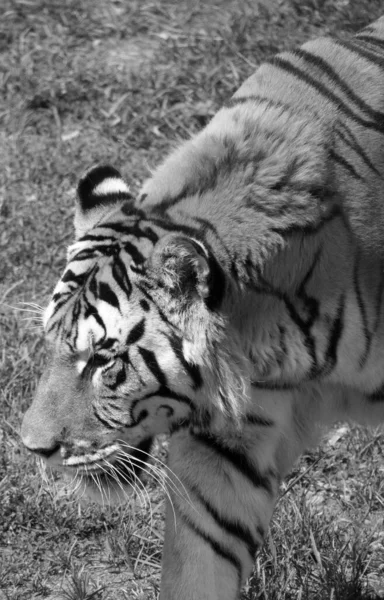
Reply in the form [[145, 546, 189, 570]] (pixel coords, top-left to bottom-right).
[[21, 16, 384, 600]]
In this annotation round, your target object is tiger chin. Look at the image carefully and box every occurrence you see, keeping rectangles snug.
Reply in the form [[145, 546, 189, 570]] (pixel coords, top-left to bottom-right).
[[21, 15, 384, 600]]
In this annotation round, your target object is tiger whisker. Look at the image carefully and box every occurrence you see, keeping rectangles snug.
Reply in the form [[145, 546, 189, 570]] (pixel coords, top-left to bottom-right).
[[117, 439, 193, 499], [65, 469, 85, 504], [114, 450, 181, 528], [116, 440, 180, 487], [91, 471, 105, 508], [97, 470, 112, 508], [70, 470, 84, 500], [113, 452, 170, 511], [115, 448, 184, 512], [115, 451, 173, 503], [8, 305, 44, 314], [19, 301, 45, 312], [106, 454, 153, 511], [104, 458, 150, 516], [97, 471, 109, 509], [110, 456, 165, 531], [90, 463, 115, 508], [102, 458, 139, 504], [117, 441, 198, 516]]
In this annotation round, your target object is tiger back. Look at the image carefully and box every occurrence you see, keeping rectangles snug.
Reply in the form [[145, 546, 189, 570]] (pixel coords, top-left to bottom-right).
[[21, 16, 384, 600]]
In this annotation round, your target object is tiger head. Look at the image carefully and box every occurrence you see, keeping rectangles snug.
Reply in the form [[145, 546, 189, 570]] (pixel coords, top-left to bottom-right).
[[21, 165, 243, 502]]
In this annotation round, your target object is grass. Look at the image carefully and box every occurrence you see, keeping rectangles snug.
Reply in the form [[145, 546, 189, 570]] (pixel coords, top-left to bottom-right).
[[1, 0, 384, 598]]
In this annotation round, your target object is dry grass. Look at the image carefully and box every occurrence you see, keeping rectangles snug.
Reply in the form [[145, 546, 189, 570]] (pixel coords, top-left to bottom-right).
[[1, 0, 384, 598]]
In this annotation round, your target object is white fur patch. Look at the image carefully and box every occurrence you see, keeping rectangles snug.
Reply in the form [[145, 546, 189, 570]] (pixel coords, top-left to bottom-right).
[[76, 359, 87, 375], [93, 178, 130, 196], [63, 443, 119, 466], [182, 339, 200, 363]]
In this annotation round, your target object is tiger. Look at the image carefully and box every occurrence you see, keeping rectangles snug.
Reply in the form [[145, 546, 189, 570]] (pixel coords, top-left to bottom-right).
[[21, 14, 384, 600]]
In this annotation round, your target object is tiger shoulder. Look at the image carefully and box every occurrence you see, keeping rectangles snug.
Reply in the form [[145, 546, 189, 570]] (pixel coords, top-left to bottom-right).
[[140, 14, 384, 260]]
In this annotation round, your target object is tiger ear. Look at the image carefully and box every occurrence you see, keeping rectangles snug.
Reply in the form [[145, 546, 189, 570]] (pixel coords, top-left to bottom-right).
[[150, 233, 224, 309], [74, 165, 133, 238]]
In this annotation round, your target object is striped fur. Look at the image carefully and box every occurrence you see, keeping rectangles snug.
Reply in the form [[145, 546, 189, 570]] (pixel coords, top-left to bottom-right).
[[21, 17, 384, 600]]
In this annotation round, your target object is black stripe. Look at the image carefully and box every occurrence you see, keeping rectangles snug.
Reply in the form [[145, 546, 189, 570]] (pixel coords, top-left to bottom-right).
[[102, 337, 117, 351], [192, 216, 233, 266], [93, 405, 118, 429], [353, 252, 371, 368], [87, 353, 112, 370], [78, 233, 119, 243], [83, 297, 107, 338], [249, 269, 319, 377], [278, 324, 287, 363], [70, 298, 82, 348], [333, 39, 384, 69], [167, 334, 202, 390], [271, 207, 340, 238], [90, 190, 133, 204], [188, 481, 259, 558], [297, 249, 321, 327], [108, 366, 127, 391], [373, 270, 384, 336], [49, 293, 72, 321], [359, 24, 377, 34], [88, 271, 98, 297], [136, 284, 180, 331], [330, 149, 364, 181], [224, 94, 292, 113], [147, 216, 204, 243], [251, 381, 296, 391], [153, 186, 192, 212], [335, 123, 381, 177], [179, 510, 243, 586], [356, 35, 384, 51], [194, 433, 274, 495], [105, 220, 159, 245], [243, 414, 274, 427], [292, 48, 384, 125], [271, 57, 384, 134], [168, 418, 191, 435], [140, 298, 150, 312], [243, 194, 295, 219], [320, 295, 345, 376], [368, 388, 384, 403], [98, 282, 120, 309], [61, 268, 89, 286], [112, 255, 132, 297], [368, 384, 384, 402], [123, 240, 145, 264], [225, 95, 263, 108], [138, 347, 167, 387], [70, 249, 100, 262], [121, 203, 147, 219], [284, 298, 318, 378], [126, 318, 145, 345]]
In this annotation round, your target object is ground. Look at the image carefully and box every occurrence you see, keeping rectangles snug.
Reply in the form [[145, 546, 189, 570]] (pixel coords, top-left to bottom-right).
[[1, 0, 384, 598]]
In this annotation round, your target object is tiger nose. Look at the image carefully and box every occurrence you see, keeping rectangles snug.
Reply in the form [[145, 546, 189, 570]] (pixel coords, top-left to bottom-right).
[[20, 406, 63, 460], [23, 440, 61, 459]]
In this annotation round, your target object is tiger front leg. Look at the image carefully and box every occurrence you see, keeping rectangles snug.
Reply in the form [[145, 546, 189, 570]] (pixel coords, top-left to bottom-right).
[[159, 388, 320, 600], [159, 431, 279, 600]]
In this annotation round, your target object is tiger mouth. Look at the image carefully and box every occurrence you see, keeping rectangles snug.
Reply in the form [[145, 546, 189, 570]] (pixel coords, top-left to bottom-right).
[[72, 438, 154, 485]]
